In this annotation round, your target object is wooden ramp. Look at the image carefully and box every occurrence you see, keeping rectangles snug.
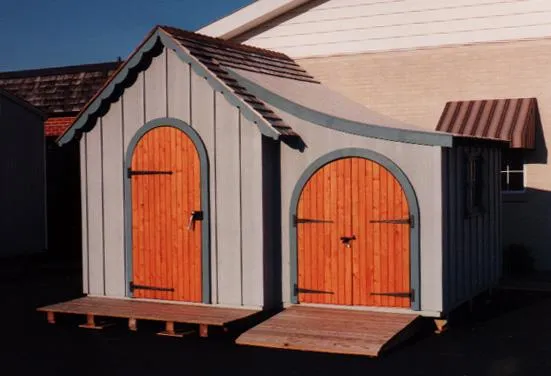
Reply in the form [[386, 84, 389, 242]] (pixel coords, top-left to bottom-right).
[[38, 296, 259, 337], [236, 306, 421, 357]]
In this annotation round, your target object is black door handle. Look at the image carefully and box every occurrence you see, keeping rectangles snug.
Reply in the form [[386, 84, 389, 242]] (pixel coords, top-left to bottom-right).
[[340, 235, 356, 248]]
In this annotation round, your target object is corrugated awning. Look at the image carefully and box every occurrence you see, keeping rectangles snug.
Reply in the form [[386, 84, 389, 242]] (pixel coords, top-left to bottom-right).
[[436, 98, 539, 148]]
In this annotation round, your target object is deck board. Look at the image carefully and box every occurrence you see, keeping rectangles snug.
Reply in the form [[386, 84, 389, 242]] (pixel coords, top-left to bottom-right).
[[236, 306, 421, 357], [38, 297, 259, 326]]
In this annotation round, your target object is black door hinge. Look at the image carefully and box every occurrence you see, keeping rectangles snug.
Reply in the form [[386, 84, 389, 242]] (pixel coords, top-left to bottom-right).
[[370, 214, 414, 228], [370, 289, 415, 301], [129, 281, 175, 293], [127, 168, 173, 178], [292, 215, 334, 226]]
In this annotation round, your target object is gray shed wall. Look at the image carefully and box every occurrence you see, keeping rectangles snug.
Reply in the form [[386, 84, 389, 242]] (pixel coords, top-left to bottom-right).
[[0, 95, 46, 256], [79, 47, 268, 308], [442, 144, 502, 313], [275, 109, 445, 314]]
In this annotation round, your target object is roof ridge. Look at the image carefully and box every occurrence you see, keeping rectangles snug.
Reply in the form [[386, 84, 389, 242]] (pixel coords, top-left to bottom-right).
[[159, 25, 292, 60]]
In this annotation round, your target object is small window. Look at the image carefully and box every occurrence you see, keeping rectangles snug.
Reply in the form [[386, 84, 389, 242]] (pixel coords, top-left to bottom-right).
[[466, 155, 484, 215], [501, 150, 525, 192]]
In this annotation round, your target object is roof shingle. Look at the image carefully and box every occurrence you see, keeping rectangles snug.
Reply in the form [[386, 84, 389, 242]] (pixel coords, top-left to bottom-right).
[[0, 62, 121, 115], [160, 26, 319, 137]]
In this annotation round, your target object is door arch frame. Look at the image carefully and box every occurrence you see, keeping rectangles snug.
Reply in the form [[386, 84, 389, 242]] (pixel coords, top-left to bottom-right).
[[123, 117, 211, 304], [289, 148, 420, 310]]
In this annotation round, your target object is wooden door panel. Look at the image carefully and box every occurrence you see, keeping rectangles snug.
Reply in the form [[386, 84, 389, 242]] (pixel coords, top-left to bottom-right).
[[297, 159, 352, 305], [352, 158, 410, 308], [297, 157, 410, 308], [131, 126, 201, 302]]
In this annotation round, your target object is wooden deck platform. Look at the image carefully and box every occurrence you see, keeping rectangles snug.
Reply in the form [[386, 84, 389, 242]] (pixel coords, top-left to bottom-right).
[[236, 305, 422, 357], [38, 297, 259, 337]]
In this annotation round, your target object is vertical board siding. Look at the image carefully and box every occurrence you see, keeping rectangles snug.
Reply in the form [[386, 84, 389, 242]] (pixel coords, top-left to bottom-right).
[[144, 49, 168, 122], [297, 157, 410, 308], [80, 136, 89, 294], [123, 72, 145, 154], [82, 45, 266, 307], [190, 71, 218, 303], [442, 145, 502, 313], [167, 49, 191, 123], [214, 91, 243, 306], [236, 0, 551, 58], [240, 114, 265, 307], [86, 119, 105, 295], [131, 126, 202, 302], [0, 97, 46, 256], [101, 99, 126, 297]]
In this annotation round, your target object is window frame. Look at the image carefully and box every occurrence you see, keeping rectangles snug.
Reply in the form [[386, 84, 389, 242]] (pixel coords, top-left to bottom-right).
[[465, 152, 485, 216], [501, 149, 526, 194]]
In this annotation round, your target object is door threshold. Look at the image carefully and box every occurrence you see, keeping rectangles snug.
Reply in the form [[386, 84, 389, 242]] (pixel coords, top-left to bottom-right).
[[288, 302, 441, 317]]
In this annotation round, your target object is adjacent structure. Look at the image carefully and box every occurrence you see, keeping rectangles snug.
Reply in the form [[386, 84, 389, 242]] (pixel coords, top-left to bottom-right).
[[0, 62, 121, 258], [200, 0, 550, 270], [0, 89, 46, 256]]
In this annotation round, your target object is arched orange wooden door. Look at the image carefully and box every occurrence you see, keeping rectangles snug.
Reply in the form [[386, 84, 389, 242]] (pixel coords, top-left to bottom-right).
[[296, 157, 411, 308], [129, 126, 202, 302]]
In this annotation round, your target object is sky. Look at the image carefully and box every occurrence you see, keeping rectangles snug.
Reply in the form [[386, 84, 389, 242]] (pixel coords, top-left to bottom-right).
[[0, 0, 253, 71]]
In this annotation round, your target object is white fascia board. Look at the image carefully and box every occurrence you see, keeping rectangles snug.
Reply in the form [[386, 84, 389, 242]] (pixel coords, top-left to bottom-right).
[[198, 0, 310, 39]]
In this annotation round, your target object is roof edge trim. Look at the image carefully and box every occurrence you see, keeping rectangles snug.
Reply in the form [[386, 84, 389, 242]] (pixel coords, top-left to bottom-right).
[[58, 28, 280, 146], [227, 69, 454, 147], [198, 0, 310, 39]]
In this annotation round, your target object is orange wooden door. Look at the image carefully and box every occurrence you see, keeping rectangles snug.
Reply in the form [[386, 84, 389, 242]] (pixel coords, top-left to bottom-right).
[[130, 126, 202, 302], [296, 157, 410, 308]]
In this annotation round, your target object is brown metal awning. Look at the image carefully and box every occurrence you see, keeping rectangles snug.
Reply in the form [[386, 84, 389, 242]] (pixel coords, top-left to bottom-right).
[[436, 98, 540, 148]]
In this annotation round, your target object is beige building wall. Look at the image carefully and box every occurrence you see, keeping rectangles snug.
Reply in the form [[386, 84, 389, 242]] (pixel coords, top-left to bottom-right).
[[294, 37, 551, 269], [233, 0, 551, 58]]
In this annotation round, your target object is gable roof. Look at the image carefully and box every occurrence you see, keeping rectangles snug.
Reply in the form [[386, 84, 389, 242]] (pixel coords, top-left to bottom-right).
[[0, 87, 45, 118], [198, 0, 310, 39], [0, 61, 121, 115], [58, 25, 318, 145]]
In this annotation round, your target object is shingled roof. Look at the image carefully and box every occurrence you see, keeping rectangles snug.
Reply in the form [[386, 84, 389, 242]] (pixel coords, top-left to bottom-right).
[[0, 61, 121, 115], [160, 26, 318, 136]]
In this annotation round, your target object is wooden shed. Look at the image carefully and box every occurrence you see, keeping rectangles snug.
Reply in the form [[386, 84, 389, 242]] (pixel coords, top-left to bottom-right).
[[0, 88, 46, 256], [42, 26, 504, 356]]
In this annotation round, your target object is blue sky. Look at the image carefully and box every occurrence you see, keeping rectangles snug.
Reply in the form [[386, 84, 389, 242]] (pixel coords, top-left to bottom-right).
[[0, 0, 253, 71]]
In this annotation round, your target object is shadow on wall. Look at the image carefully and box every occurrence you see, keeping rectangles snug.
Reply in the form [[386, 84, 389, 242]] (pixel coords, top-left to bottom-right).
[[525, 108, 547, 164], [502, 188, 551, 271]]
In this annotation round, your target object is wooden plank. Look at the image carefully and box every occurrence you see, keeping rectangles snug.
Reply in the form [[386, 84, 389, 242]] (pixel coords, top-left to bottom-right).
[[102, 99, 125, 297], [336, 159, 346, 305], [343, 158, 352, 305], [372, 162, 381, 306], [38, 297, 258, 326], [214, 92, 242, 306], [144, 49, 167, 122], [86, 120, 105, 296], [365, 159, 374, 306], [240, 115, 264, 307], [236, 305, 421, 357]]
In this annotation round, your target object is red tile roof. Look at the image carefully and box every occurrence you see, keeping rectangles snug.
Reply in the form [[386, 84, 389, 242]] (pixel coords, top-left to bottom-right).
[[160, 26, 319, 137], [0, 62, 121, 115], [436, 98, 539, 148], [45, 116, 76, 137]]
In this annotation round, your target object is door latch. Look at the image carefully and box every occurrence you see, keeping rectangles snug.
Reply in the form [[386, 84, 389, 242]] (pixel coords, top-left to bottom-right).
[[187, 210, 203, 230], [340, 235, 356, 248]]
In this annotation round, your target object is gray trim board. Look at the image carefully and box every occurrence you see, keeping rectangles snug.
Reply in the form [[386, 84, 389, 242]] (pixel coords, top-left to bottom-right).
[[288, 148, 421, 311], [124, 117, 211, 304], [58, 29, 280, 146], [226, 69, 455, 148]]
